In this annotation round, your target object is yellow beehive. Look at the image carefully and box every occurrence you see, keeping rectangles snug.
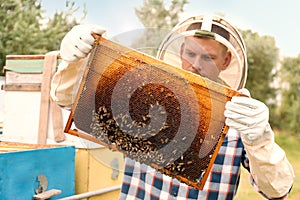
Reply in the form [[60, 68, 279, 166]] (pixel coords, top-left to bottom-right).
[[74, 148, 124, 200]]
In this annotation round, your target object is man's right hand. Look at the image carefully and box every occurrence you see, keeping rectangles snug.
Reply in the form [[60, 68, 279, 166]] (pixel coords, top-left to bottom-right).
[[60, 24, 106, 62]]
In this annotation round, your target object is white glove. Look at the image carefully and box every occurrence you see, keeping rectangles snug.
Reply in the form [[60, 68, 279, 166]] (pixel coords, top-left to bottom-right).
[[60, 24, 106, 62], [224, 88, 273, 145]]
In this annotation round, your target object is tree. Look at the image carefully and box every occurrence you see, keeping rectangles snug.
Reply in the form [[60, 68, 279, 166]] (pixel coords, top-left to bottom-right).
[[131, 0, 188, 56], [241, 29, 280, 126], [0, 0, 85, 74], [241, 30, 279, 101], [135, 0, 188, 30], [277, 55, 300, 134]]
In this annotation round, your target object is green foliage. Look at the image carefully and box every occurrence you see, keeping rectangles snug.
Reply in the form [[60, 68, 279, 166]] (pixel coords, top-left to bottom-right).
[[241, 29, 279, 101], [241, 29, 280, 127], [277, 55, 300, 134], [0, 0, 84, 74], [133, 0, 188, 56], [135, 0, 188, 29]]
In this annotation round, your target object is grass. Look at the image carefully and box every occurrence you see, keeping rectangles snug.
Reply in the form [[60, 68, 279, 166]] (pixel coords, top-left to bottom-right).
[[235, 131, 300, 199]]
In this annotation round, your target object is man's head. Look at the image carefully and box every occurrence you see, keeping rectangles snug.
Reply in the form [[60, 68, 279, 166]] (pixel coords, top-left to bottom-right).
[[179, 22, 232, 81], [157, 15, 248, 90], [180, 35, 232, 82]]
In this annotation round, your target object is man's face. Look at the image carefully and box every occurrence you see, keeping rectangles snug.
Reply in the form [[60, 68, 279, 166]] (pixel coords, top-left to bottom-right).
[[180, 36, 231, 82]]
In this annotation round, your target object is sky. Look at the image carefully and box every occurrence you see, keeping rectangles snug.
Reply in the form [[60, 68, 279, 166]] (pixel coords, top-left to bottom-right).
[[41, 0, 300, 57]]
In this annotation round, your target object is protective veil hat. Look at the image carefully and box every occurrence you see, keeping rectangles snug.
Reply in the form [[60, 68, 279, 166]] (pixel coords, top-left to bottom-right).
[[157, 15, 248, 90]]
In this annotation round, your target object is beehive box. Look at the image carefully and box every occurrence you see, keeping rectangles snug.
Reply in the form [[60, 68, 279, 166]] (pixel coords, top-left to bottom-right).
[[2, 54, 52, 144], [1, 54, 84, 146], [1, 54, 124, 199], [75, 148, 124, 199], [0, 142, 75, 199]]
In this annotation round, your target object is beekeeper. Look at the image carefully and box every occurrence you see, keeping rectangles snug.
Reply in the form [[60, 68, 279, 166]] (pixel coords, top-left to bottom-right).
[[50, 15, 294, 199]]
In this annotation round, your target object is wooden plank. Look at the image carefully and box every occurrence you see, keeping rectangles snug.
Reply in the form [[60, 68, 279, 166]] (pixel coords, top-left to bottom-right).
[[1, 83, 41, 91], [6, 55, 45, 60], [5, 56, 45, 73], [5, 71, 42, 84], [38, 51, 59, 144], [33, 189, 62, 200], [6, 55, 61, 60], [0, 141, 63, 152], [50, 98, 65, 142]]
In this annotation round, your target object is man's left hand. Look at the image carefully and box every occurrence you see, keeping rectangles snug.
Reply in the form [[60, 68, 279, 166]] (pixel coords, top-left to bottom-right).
[[224, 88, 273, 145]]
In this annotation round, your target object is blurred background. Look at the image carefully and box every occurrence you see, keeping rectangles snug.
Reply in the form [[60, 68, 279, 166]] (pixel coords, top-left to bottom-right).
[[0, 0, 299, 199]]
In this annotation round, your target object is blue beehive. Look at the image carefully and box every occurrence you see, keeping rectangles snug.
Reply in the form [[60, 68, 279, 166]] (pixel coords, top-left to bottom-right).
[[0, 142, 75, 199]]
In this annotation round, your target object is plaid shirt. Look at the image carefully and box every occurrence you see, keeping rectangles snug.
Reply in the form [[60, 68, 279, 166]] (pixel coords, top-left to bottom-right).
[[119, 128, 287, 200]]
